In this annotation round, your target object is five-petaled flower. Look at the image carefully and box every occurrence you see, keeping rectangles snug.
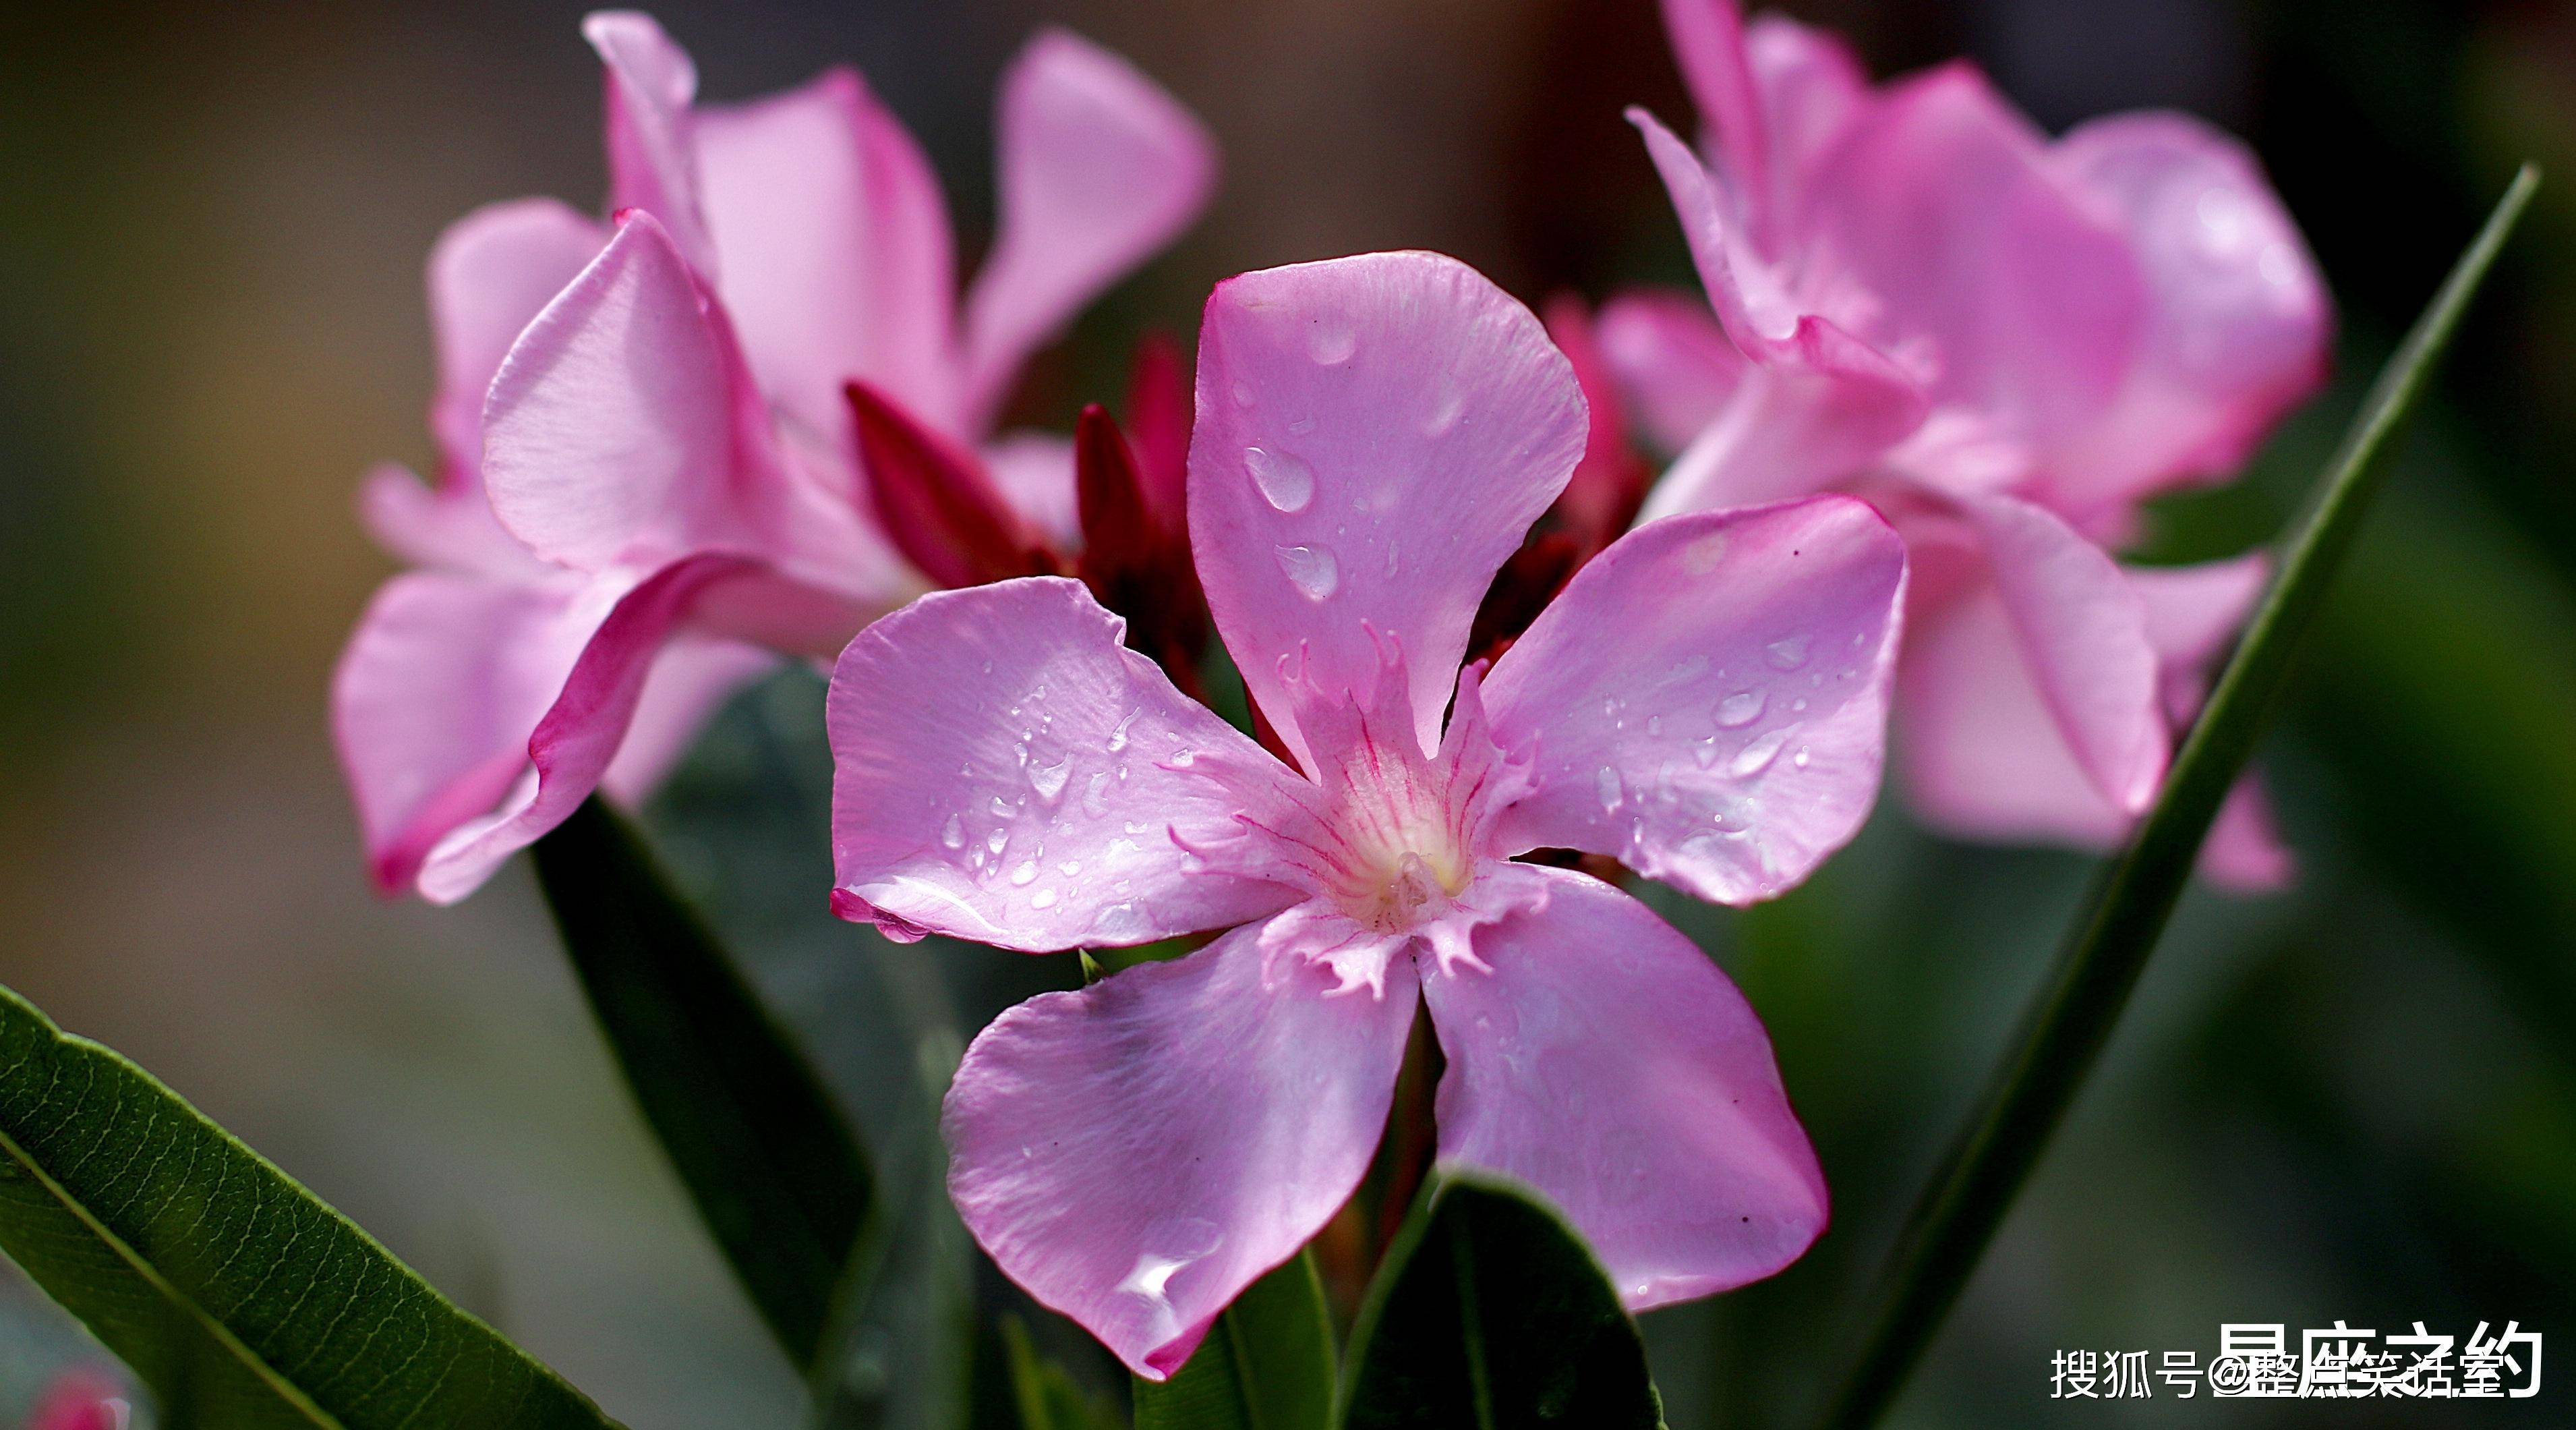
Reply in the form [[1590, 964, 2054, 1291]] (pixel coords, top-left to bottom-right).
[[826, 251, 1910, 1377], [332, 9, 1214, 901], [1604, 0, 2331, 883]]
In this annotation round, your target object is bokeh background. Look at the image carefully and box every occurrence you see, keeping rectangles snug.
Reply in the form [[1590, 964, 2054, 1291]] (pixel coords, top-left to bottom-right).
[[2, 0, 2573, 1425]]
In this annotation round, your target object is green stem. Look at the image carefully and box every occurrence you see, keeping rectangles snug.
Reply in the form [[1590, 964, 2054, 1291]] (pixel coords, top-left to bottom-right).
[[1812, 164, 2540, 1430]]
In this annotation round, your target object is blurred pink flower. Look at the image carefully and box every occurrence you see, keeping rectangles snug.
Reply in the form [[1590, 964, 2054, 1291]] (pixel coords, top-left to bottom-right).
[[22, 1369, 125, 1430], [826, 252, 1910, 1376], [1606, 0, 2327, 885], [334, 11, 1214, 901]]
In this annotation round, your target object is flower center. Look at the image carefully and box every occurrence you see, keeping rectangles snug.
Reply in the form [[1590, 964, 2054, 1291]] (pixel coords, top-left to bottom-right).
[[1333, 820, 1474, 934]]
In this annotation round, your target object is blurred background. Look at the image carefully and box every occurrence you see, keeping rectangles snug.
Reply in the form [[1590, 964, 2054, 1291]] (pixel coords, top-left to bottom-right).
[[1, 0, 2572, 1425]]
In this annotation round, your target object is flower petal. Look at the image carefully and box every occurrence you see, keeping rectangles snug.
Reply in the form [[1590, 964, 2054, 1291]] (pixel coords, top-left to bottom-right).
[[2045, 113, 2330, 513], [597, 639, 780, 805], [1483, 498, 1906, 905], [944, 913, 1417, 1377], [1896, 577, 2291, 886], [585, 10, 715, 273], [1629, 110, 1926, 517], [2130, 552, 2268, 722], [1596, 289, 1744, 455], [2204, 777, 2293, 890], [414, 553, 767, 903], [1658, 0, 1770, 209], [1894, 577, 2128, 847], [1741, 13, 1871, 210], [1421, 863, 1826, 1310], [1958, 492, 2166, 813], [983, 430, 1083, 555], [696, 66, 964, 441], [827, 577, 1306, 949], [960, 30, 1216, 430], [332, 570, 592, 895], [426, 198, 604, 476], [357, 463, 548, 581], [1794, 65, 2144, 451], [481, 212, 746, 572], [1190, 252, 1587, 772]]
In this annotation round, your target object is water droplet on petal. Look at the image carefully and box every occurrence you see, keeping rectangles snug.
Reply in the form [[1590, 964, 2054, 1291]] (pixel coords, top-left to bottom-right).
[[1246, 446, 1315, 513], [1030, 887, 1059, 910], [1715, 689, 1766, 728], [1422, 386, 1463, 435], [1107, 708, 1138, 753], [1274, 544, 1339, 600], [1082, 771, 1111, 817], [987, 828, 1009, 856], [1597, 766, 1624, 813], [1009, 860, 1039, 887], [1029, 755, 1072, 805], [1730, 727, 1792, 778], [1646, 715, 1662, 737], [1059, 859, 1083, 877], [1231, 377, 1256, 408], [1792, 745, 1811, 769], [1765, 635, 1812, 670], [1307, 313, 1357, 365], [1288, 416, 1316, 436], [1168, 748, 1197, 769], [939, 813, 965, 850]]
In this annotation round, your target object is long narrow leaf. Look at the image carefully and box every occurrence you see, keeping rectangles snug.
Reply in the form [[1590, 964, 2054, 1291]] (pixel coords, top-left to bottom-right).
[[530, 797, 876, 1371], [1814, 164, 2541, 1430], [1337, 1172, 1662, 1429], [1134, 1249, 1335, 1430], [0, 979, 622, 1427]]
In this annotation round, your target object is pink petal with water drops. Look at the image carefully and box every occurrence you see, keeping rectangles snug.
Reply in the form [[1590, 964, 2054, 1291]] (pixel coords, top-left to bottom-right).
[[696, 65, 962, 441], [1188, 252, 1587, 772], [943, 914, 1418, 1378], [425, 197, 604, 476], [585, 10, 715, 274], [2043, 113, 2329, 513], [827, 577, 1307, 949], [1959, 492, 2167, 814], [1422, 863, 1827, 1309], [1596, 289, 1746, 456], [415, 552, 768, 903], [332, 569, 595, 894], [1483, 498, 1906, 905], [960, 29, 1216, 429]]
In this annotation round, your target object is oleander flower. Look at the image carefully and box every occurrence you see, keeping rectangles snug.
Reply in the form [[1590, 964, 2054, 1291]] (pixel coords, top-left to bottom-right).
[[826, 251, 1910, 1376], [1604, 0, 2329, 882], [333, 10, 1214, 901]]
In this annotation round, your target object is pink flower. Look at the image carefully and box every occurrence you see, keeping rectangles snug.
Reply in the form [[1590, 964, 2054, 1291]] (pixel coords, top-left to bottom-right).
[[23, 1370, 126, 1430], [1605, 0, 2326, 885], [334, 11, 1215, 901], [826, 252, 1910, 1376]]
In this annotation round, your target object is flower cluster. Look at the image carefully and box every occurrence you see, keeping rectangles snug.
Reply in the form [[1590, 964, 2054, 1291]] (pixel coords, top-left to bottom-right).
[[335, 0, 2327, 1382]]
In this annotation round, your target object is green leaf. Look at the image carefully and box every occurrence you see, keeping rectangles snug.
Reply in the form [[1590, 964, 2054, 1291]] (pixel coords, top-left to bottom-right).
[[0, 978, 622, 1428], [530, 797, 876, 1371], [1337, 1172, 1663, 1430], [1811, 163, 2543, 1430], [1002, 1316, 1121, 1430], [1134, 1249, 1334, 1430]]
